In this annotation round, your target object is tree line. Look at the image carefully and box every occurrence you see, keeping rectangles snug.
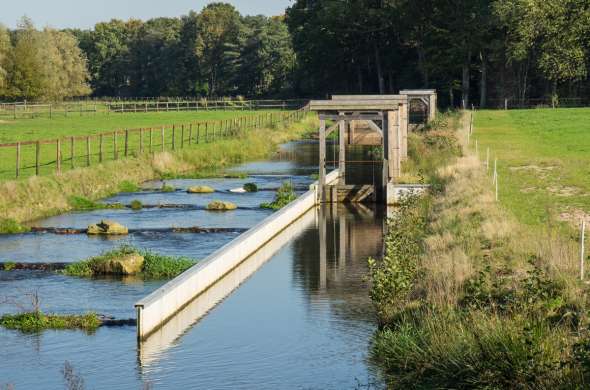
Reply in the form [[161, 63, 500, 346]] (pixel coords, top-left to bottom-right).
[[1, 1, 590, 106], [285, 0, 590, 107]]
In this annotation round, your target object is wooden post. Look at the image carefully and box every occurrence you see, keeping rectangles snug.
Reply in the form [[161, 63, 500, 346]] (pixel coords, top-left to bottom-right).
[[56, 139, 61, 174], [400, 102, 409, 160], [35, 141, 40, 176], [205, 122, 209, 142], [15, 142, 20, 178], [338, 118, 346, 185], [319, 120, 326, 203], [99, 134, 104, 163], [382, 113, 390, 189], [161, 127, 165, 152], [149, 128, 153, 153], [86, 137, 90, 166], [124, 130, 129, 157], [140, 129, 144, 154], [181, 125, 185, 148], [188, 124, 192, 145], [389, 110, 401, 180], [71, 137, 75, 168], [196, 123, 200, 144], [114, 132, 118, 160], [581, 220, 586, 281], [172, 125, 176, 150]]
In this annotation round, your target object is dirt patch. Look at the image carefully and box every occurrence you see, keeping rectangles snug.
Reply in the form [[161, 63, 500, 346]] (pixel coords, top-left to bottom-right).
[[558, 208, 590, 226], [547, 186, 582, 197], [520, 187, 538, 193], [509, 165, 558, 179]]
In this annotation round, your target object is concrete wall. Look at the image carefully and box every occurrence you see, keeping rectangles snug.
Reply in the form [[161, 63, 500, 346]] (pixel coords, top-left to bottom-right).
[[135, 169, 340, 340], [386, 183, 431, 205]]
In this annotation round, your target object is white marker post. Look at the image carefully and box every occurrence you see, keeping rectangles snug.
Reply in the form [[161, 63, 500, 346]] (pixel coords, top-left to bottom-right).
[[493, 158, 498, 184], [581, 220, 586, 281]]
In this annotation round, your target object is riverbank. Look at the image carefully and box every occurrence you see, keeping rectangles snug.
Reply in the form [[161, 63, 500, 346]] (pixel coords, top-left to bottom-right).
[[370, 112, 589, 387], [0, 115, 317, 232]]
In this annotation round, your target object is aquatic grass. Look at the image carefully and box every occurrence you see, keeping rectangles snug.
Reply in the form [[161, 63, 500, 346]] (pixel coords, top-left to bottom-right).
[[140, 251, 195, 279], [63, 246, 196, 279], [130, 200, 143, 210], [160, 184, 176, 192], [0, 312, 101, 333], [0, 218, 30, 234], [67, 196, 124, 211], [261, 181, 297, 210], [3, 261, 16, 271]]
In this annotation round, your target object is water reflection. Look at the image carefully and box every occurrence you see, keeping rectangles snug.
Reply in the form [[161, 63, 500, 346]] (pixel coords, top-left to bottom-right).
[[138, 203, 385, 389]]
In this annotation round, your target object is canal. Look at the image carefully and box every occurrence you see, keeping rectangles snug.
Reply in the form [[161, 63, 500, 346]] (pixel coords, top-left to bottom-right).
[[0, 141, 385, 389]]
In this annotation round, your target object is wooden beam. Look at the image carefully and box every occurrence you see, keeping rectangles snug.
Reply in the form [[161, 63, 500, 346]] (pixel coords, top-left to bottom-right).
[[338, 119, 346, 185], [366, 120, 383, 137], [319, 114, 383, 121], [325, 122, 339, 137], [331, 94, 407, 101], [310, 99, 405, 112], [382, 113, 389, 189], [319, 119, 326, 204], [389, 110, 401, 180], [400, 102, 409, 160]]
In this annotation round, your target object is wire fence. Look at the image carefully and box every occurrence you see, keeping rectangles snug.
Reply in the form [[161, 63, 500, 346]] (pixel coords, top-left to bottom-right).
[[0, 99, 308, 120], [0, 108, 308, 181], [484, 97, 590, 110]]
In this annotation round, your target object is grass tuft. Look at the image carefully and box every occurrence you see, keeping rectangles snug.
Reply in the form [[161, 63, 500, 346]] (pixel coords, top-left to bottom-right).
[[118, 180, 140, 193], [261, 181, 297, 210], [0, 312, 101, 333], [130, 200, 143, 210], [0, 218, 30, 234]]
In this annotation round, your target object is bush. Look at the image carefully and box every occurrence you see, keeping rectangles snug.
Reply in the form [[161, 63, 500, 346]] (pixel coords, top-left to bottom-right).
[[130, 200, 143, 210], [243, 183, 258, 192], [118, 180, 140, 193], [261, 181, 297, 210], [0, 218, 30, 234]]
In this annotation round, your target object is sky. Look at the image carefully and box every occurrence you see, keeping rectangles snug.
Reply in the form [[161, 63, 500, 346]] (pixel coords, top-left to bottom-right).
[[1, 0, 293, 29]]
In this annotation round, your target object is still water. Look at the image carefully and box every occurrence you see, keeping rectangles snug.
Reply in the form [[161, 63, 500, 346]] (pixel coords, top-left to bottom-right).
[[0, 141, 385, 389]]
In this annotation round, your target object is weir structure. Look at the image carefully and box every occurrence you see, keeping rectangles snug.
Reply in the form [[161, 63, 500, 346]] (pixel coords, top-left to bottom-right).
[[400, 89, 437, 123], [134, 91, 437, 340]]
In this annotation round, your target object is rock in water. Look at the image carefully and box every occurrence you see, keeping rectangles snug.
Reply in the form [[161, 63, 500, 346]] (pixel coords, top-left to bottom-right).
[[87, 220, 129, 235], [187, 186, 215, 194], [207, 201, 238, 211], [92, 253, 144, 275]]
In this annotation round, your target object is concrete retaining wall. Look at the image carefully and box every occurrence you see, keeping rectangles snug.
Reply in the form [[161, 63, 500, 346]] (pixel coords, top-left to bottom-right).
[[135, 169, 339, 340]]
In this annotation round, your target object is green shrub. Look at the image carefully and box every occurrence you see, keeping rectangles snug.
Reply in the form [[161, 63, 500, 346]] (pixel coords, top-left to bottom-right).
[[118, 180, 140, 193], [0, 312, 100, 332], [243, 183, 258, 192], [0, 219, 30, 234], [130, 200, 143, 210], [161, 184, 176, 192], [261, 181, 297, 210], [3, 261, 16, 271], [141, 251, 195, 279]]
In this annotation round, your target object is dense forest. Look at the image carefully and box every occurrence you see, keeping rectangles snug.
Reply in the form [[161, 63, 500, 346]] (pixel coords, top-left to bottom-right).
[[1, 1, 590, 107]]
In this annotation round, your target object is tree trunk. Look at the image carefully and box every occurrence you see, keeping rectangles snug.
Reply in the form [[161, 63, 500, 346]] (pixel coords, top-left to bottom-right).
[[374, 45, 385, 94], [479, 51, 487, 108], [449, 84, 455, 107], [357, 65, 363, 93], [462, 48, 471, 109], [418, 47, 429, 87]]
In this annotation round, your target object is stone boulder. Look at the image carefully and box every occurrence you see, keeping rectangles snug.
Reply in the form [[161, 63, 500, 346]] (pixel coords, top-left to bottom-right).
[[187, 186, 215, 194], [92, 253, 144, 275], [207, 201, 238, 211], [87, 220, 129, 235]]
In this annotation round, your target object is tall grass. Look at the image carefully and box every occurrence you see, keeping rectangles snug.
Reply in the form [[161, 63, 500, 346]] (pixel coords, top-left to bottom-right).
[[369, 112, 590, 388]]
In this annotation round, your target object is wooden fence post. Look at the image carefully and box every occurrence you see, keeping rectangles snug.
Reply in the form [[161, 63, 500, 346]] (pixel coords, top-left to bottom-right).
[[35, 141, 40, 176], [15, 142, 20, 178], [149, 128, 153, 153], [172, 125, 176, 150], [86, 137, 90, 166], [114, 131, 118, 160], [99, 134, 103, 163], [161, 127, 165, 152], [181, 125, 185, 148], [71, 137, 75, 168], [196, 123, 200, 144], [188, 124, 192, 145], [139, 129, 144, 154], [56, 139, 61, 174], [124, 129, 129, 157], [205, 122, 209, 142]]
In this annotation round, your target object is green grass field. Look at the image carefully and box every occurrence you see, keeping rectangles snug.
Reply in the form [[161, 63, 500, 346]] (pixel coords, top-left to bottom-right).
[[0, 110, 287, 180], [474, 108, 590, 227]]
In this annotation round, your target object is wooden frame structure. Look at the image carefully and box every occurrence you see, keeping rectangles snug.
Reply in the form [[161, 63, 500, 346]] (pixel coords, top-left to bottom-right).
[[399, 89, 437, 122], [309, 97, 408, 203]]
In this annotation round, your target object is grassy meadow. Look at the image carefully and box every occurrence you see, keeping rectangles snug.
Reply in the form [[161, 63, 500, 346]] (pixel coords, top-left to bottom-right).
[[0, 110, 286, 180], [474, 108, 590, 228]]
